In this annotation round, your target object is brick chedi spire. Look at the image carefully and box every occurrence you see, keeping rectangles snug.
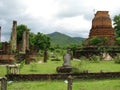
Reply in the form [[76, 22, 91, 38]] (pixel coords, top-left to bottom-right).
[[88, 11, 115, 45]]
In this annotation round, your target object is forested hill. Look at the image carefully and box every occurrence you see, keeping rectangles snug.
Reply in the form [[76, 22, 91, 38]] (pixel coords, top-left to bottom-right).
[[47, 32, 86, 47]]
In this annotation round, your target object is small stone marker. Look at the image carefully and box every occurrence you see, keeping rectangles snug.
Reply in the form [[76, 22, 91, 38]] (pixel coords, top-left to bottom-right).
[[63, 53, 71, 66], [56, 49, 72, 73], [67, 75, 73, 90], [0, 77, 7, 90]]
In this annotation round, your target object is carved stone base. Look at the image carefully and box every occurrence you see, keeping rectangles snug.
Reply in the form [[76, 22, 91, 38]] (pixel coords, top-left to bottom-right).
[[56, 66, 72, 73]]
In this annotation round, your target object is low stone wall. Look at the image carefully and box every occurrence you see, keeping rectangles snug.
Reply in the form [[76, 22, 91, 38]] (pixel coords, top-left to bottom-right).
[[6, 72, 120, 81], [0, 55, 14, 64]]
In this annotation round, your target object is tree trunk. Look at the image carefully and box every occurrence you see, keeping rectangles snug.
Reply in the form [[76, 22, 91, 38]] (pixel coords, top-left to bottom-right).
[[43, 49, 48, 62]]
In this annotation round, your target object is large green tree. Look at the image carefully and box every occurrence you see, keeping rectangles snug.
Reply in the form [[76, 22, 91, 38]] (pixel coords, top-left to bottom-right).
[[34, 32, 51, 62], [34, 32, 50, 50], [113, 14, 120, 37]]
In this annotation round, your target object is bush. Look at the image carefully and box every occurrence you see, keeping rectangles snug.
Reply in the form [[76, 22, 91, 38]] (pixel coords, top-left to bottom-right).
[[114, 54, 120, 64], [0, 42, 2, 49], [90, 55, 100, 63], [19, 60, 25, 69], [80, 56, 88, 61], [116, 37, 120, 45], [30, 62, 38, 72], [72, 60, 86, 73]]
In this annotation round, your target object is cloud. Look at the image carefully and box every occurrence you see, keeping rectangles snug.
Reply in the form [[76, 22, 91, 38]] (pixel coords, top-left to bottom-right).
[[0, 0, 120, 41]]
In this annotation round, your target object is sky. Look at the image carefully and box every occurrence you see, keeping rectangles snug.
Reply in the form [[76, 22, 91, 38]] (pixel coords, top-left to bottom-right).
[[0, 0, 120, 41]]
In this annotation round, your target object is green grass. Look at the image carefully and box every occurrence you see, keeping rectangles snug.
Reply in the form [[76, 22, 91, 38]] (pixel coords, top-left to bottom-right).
[[20, 60, 63, 74], [0, 60, 120, 77], [73, 79, 120, 90], [7, 80, 67, 90], [0, 58, 120, 90], [20, 60, 120, 74], [0, 65, 6, 77], [7, 79, 120, 90], [71, 60, 120, 73]]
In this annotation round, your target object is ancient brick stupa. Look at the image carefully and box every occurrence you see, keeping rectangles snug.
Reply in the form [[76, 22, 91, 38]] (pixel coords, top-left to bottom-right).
[[87, 11, 115, 45]]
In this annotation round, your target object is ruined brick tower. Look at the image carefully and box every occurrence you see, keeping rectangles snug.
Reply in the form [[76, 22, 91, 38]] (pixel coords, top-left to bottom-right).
[[88, 11, 115, 45]]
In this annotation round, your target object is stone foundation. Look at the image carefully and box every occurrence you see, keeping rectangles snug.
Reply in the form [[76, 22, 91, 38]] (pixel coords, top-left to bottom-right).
[[0, 55, 14, 64]]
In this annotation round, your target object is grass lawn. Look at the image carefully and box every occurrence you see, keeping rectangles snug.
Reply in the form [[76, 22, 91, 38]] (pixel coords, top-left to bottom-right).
[[0, 58, 120, 90], [19, 60, 120, 74], [7, 79, 120, 90], [0, 65, 6, 77], [71, 60, 120, 73], [0, 60, 120, 77]]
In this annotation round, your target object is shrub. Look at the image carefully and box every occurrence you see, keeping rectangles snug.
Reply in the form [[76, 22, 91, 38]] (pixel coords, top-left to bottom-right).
[[19, 60, 25, 69], [72, 60, 86, 73], [90, 55, 100, 63], [116, 37, 120, 45], [0, 42, 2, 49], [114, 54, 120, 64], [30, 62, 38, 72]]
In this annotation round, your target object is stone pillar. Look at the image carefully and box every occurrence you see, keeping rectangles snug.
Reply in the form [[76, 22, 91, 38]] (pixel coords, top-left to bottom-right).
[[10, 20, 17, 53], [22, 30, 26, 53], [26, 31, 29, 51], [22, 30, 29, 52], [0, 77, 7, 90], [67, 75, 72, 90]]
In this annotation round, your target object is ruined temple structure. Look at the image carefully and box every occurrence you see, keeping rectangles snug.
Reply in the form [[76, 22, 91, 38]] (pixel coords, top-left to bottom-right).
[[73, 11, 119, 59], [0, 20, 37, 64], [85, 11, 115, 46]]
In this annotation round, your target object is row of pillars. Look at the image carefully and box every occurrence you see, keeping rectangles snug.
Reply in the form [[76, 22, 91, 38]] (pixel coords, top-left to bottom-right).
[[0, 20, 29, 53], [10, 20, 29, 53]]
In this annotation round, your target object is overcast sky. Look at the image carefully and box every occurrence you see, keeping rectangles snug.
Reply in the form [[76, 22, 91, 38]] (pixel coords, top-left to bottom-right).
[[0, 0, 120, 41]]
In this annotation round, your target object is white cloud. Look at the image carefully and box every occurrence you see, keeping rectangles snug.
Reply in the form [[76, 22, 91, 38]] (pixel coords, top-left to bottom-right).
[[54, 15, 91, 31], [23, 0, 60, 19], [0, 0, 120, 41]]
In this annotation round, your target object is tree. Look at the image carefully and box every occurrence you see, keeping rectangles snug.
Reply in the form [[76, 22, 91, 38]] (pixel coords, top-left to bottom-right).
[[17, 24, 30, 43], [89, 36, 101, 45], [113, 14, 120, 37], [0, 42, 2, 49], [29, 32, 36, 47], [116, 37, 120, 45], [34, 32, 51, 62], [89, 36, 108, 46]]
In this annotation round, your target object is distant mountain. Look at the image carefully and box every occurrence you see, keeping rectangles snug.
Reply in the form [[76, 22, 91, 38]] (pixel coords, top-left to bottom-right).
[[47, 32, 86, 47]]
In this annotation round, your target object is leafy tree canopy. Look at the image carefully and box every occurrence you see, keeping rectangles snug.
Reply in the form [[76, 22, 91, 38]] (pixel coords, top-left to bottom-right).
[[17, 24, 30, 42], [116, 37, 120, 45], [89, 36, 101, 45], [29, 32, 36, 47], [0, 42, 2, 49], [113, 14, 120, 37], [89, 36, 108, 46], [34, 32, 50, 50]]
